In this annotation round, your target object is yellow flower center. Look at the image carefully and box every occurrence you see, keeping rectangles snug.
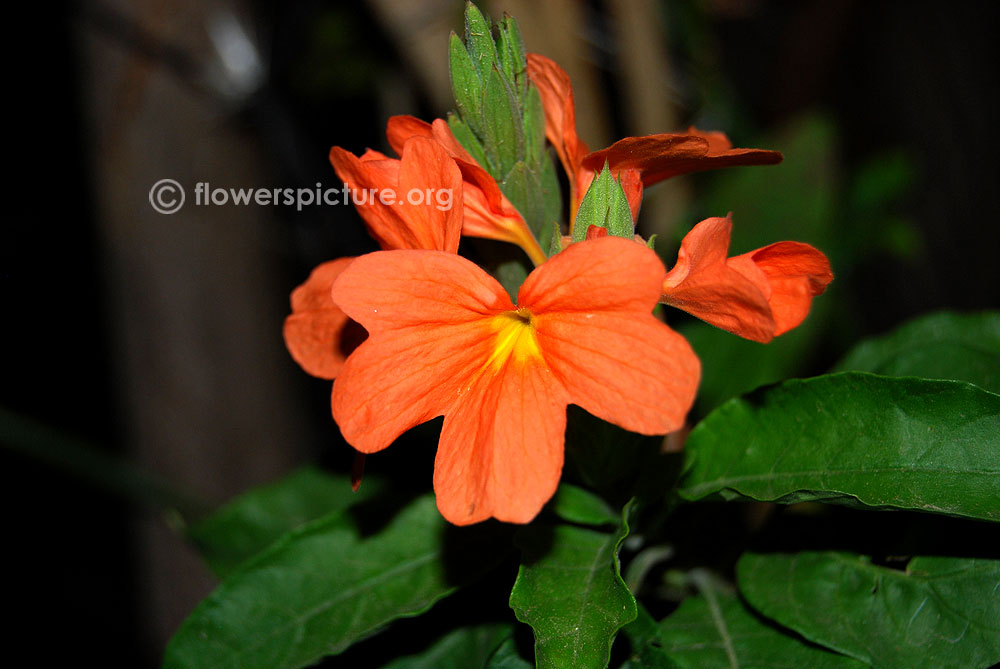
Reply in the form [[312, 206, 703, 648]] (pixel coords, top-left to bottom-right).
[[486, 308, 541, 372]]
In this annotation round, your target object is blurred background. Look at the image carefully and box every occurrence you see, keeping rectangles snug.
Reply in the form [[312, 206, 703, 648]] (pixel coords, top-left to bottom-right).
[[4, 0, 998, 665]]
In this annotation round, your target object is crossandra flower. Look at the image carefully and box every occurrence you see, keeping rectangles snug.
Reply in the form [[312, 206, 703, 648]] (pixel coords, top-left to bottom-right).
[[329, 236, 700, 525], [661, 216, 834, 342], [384, 115, 548, 265], [283, 136, 462, 380], [525, 53, 782, 225]]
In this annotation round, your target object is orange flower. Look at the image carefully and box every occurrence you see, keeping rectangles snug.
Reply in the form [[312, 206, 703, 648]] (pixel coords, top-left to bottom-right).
[[661, 216, 833, 342], [384, 115, 547, 265], [284, 136, 463, 380], [329, 236, 700, 525], [525, 53, 782, 225]]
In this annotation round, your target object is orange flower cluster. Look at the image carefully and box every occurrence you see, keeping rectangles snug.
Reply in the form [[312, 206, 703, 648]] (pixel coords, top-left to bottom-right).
[[284, 54, 832, 525]]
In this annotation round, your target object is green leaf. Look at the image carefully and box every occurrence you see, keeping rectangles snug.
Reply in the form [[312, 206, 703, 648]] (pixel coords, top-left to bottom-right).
[[833, 310, 1000, 394], [164, 495, 508, 668], [382, 623, 514, 669], [679, 372, 1000, 522], [509, 501, 638, 668], [449, 32, 484, 138], [572, 163, 634, 241], [738, 552, 1000, 669], [548, 483, 618, 527], [188, 467, 380, 578], [649, 570, 866, 668], [483, 67, 524, 178], [464, 2, 498, 85]]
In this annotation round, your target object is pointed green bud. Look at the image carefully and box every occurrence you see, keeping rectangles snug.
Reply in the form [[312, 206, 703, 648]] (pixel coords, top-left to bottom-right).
[[449, 31, 484, 138], [464, 2, 498, 84], [539, 150, 564, 230], [447, 113, 492, 172], [572, 163, 635, 242]]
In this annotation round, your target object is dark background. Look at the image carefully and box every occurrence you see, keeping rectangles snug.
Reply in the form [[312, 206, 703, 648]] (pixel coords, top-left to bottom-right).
[[4, 0, 997, 665]]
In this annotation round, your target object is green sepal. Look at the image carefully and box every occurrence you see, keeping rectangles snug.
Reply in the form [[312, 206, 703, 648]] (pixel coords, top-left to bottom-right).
[[572, 162, 635, 241], [447, 113, 492, 172], [522, 84, 546, 167], [544, 221, 562, 258], [539, 149, 563, 229], [464, 3, 498, 86], [646, 233, 657, 249], [449, 31, 484, 138], [496, 13, 528, 102], [483, 66, 524, 179], [501, 161, 544, 236]]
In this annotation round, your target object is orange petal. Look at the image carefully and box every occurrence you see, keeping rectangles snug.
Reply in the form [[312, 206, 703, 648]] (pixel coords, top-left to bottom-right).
[[330, 250, 514, 453], [583, 132, 782, 187], [732, 242, 833, 336], [396, 136, 463, 253], [385, 115, 475, 163], [526, 54, 589, 200], [661, 216, 777, 342], [434, 354, 567, 525], [520, 237, 700, 433], [283, 258, 358, 379], [329, 137, 462, 252]]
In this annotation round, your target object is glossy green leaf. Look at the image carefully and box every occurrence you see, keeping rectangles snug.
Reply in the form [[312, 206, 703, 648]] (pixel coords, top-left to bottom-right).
[[548, 483, 618, 527], [572, 163, 634, 241], [188, 466, 380, 578], [738, 551, 1000, 669], [483, 67, 524, 178], [509, 501, 637, 668], [679, 372, 1000, 522], [449, 32, 484, 138], [165, 495, 507, 668], [382, 623, 513, 669], [650, 570, 866, 668], [833, 310, 1000, 394]]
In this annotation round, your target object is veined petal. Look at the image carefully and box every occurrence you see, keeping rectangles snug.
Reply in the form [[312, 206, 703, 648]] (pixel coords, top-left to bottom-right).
[[283, 258, 358, 379], [520, 237, 700, 434], [435, 355, 567, 525], [537, 311, 699, 434], [732, 241, 833, 336], [332, 250, 511, 335], [330, 250, 515, 453], [519, 236, 664, 313]]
